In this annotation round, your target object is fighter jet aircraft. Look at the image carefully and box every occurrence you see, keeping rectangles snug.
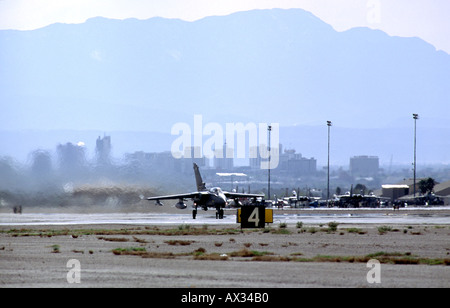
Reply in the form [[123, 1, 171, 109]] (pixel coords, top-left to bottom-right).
[[147, 163, 264, 219]]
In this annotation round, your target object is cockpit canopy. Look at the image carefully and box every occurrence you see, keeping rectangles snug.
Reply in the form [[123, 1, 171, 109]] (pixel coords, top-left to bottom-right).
[[209, 187, 223, 195]]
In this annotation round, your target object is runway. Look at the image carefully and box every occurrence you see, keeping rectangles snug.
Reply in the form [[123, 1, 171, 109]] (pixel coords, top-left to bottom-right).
[[1, 207, 449, 226]]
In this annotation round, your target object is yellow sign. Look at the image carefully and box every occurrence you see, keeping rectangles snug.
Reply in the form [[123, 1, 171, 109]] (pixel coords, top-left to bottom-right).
[[265, 208, 273, 223]]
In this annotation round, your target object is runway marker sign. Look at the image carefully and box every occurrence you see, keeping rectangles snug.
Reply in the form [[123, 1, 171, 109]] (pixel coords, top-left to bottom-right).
[[237, 206, 272, 228]]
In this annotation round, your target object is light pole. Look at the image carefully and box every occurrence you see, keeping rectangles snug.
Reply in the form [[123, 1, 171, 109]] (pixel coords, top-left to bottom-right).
[[413, 113, 419, 197], [327, 121, 332, 207], [268, 125, 272, 201]]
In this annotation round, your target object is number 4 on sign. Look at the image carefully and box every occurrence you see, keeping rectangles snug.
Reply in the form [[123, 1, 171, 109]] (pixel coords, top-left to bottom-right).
[[248, 207, 260, 227]]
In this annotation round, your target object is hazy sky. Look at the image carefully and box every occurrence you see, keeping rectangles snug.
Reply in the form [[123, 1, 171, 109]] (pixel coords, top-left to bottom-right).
[[1, 0, 449, 54]]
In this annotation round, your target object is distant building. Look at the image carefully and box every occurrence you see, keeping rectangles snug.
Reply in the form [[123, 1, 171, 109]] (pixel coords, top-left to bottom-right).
[[381, 184, 409, 201], [249, 144, 281, 170], [30, 150, 52, 178], [249, 145, 260, 170], [57, 142, 86, 177], [434, 180, 450, 198], [214, 142, 234, 171], [279, 148, 316, 176], [434, 180, 450, 205], [350, 155, 379, 177], [126, 151, 179, 172], [125, 147, 206, 174], [95, 135, 111, 166], [183, 146, 206, 171], [249, 144, 316, 176]]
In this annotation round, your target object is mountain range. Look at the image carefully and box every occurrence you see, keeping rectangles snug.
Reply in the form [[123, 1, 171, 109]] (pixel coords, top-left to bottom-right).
[[1, 8, 449, 165]]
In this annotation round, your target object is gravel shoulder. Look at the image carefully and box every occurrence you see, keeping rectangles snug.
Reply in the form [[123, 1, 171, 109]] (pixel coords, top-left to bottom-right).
[[1, 222, 449, 288]]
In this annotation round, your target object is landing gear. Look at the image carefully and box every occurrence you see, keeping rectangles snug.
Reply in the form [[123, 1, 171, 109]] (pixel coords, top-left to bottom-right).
[[192, 207, 197, 219], [215, 208, 224, 219]]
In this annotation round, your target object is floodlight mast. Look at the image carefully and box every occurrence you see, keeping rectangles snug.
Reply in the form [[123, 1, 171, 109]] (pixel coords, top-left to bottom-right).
[[327, 121, 332, 207], [413, 114, 419, 197], [268, 125, 272, 201]]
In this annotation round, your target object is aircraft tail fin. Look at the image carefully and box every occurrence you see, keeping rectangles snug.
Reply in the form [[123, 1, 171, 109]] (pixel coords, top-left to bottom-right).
[[193, 163, 207, 191]]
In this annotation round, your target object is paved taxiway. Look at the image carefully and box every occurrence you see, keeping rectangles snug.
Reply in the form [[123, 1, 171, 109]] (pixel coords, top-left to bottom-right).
[[1, 207, 449, 226]]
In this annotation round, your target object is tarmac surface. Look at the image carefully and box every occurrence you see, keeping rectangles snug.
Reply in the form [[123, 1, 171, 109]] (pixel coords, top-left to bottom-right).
[[1, 206, 450, 226]]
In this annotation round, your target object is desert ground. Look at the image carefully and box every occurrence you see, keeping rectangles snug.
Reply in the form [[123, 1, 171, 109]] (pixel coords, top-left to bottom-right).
[[1, 209, 449, 288]]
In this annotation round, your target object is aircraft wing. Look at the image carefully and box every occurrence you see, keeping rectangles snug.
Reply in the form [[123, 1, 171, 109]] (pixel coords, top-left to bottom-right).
[[223, 192, 265, 199], [147, 192, 201, 201]]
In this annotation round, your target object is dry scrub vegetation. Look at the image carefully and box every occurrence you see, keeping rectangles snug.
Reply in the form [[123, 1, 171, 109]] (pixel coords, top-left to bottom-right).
[[3, 224, 450, 266]]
